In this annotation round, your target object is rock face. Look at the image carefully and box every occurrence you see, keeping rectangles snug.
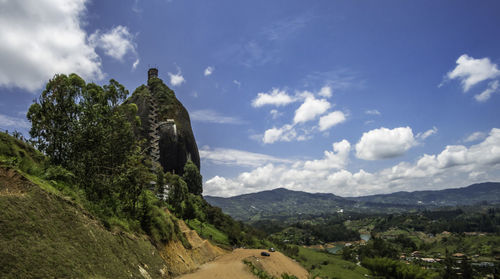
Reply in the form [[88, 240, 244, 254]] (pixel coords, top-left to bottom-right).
[[127, 69, 200, 175]]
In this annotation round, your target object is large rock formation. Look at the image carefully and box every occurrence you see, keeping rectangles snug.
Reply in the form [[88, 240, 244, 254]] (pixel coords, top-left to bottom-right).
[[127, 69, 200, 175]]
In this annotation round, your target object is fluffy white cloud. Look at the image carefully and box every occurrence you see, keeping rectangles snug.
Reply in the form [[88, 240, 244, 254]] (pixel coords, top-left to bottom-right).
[[190, 109, 245, 124], [417, 126, 438, 140], [200, 146, 292, 167], [252, 88, 295, 107], [318, 86, 332, 98], [204, 66, 214, 76], [318, 111, 346, 131], [204, 139, 351, 196], [204, 176, 244, 197], [302, 140, 350, 171], [263, 124, 296, 144], [447, 54, 500, 92], [168, 72, 185, 86], [293, 96, 330, 124], [365, 109, 381, 116], [475, 80, 499, 102], [355, 127, 416, 160], [383, 128, 500, 181], [0, 0, 103, 91], [464, 131, 486, 142], [204, 128, 500, 197], [233, 80, 242, 87], [89, 25, 137, 62]]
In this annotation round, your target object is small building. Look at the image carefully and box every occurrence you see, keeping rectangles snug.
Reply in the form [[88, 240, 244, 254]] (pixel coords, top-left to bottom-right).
[[452, 253, 466, 258]]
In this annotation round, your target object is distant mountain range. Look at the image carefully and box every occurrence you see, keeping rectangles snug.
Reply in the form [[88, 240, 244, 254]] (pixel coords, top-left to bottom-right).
[[204, 182, 500, 221]]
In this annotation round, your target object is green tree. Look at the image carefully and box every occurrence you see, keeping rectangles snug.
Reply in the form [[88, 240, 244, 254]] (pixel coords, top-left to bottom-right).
[[27, 74, 83, 165], [27, 73, 140, 203], [167, 174, 188, 215], [113, 147, 154, 216], [183, 194, 197, 221], [342, 246, 356, 262], [182, 160, 202, 195]]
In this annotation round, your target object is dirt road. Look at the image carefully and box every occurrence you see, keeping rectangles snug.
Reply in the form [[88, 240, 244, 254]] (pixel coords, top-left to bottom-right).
[[176, 248, 308, 279]]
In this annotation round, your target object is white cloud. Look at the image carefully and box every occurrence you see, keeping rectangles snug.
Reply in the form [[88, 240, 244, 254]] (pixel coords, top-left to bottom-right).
[[233, 80, 241, 87], [318, 111, 346, 131], [365, 109, 381, 116], [132, 59, 140, 70], [190, 109, 245, 125], [90, 25, 137, 62], [200, 146, 292, 167], [204, 139, 352, 197], [254, 87, 339, 143], [205, 176, 244, 197], [263, 124, 296, 144], [383, 128, 500, 182], [464, 131, 486, 143], [302, 140, 351, 171], [269, 109, 282, 119], [293, 96, 330, 124], [204, 66, 214, 76], [168, 72, 185, 87], [355, 127, 416, 160], [0, 114, 30, 129], [252, 88, 295, 107], [204, 128, 500, 197], [0, 0, 103, 91], [417, 126, 438, 140], [318, 86, 332, 98], [474, 80, 499, 102], [447, 54, 500, 92]]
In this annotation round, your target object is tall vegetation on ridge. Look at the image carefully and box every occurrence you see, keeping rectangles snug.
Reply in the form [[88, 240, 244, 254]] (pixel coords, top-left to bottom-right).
[[26, 73, 156, 224]]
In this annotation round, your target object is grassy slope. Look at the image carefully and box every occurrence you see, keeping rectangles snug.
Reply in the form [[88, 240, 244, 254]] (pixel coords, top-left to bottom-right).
[[291, 247, 369, 279], [0, 166, 168, 279], [186, 219, 230, 246], [0, 133, 170, 278]]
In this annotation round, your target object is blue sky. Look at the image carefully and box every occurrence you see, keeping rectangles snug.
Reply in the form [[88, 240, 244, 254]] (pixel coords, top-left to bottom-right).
[[1, 0, 500, 197]]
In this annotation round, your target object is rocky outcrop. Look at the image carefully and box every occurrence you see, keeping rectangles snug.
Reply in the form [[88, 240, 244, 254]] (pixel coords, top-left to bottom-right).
[[127, 69, 200, 175]]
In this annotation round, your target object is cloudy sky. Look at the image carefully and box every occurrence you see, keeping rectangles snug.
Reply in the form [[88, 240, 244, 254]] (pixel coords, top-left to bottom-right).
[[1, 0, 500, 197]]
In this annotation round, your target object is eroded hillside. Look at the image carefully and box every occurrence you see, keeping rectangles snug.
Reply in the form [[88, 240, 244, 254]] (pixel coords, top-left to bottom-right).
[[0, 165, 223, 278]]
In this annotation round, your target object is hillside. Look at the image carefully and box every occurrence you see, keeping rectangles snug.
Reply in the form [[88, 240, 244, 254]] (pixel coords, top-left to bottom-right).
[[205, 188, 354, 221], [0, 163, 224, 278], [347, 182, 500, 206], [0, 127, 223, 278], [205, 183, 500, 221]]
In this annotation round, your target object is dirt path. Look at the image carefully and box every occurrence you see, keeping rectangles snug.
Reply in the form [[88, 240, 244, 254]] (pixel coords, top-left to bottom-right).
[[176, 248, 308, 279]]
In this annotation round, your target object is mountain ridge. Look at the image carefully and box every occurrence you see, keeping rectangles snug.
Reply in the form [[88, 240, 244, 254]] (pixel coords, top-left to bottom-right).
[[205, 182, 500, 221]]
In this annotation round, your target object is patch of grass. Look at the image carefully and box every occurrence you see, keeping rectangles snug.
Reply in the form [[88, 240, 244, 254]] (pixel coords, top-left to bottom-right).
[[243, 259, 298, 279], [186, 218, 230, 246], [243, 259, 274, 279], [293, 246, 370, 279]]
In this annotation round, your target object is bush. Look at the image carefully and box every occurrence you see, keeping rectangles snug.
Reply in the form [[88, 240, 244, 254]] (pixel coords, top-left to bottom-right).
[[43, 166, 75, 184], [139, 191, 175, 244]]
